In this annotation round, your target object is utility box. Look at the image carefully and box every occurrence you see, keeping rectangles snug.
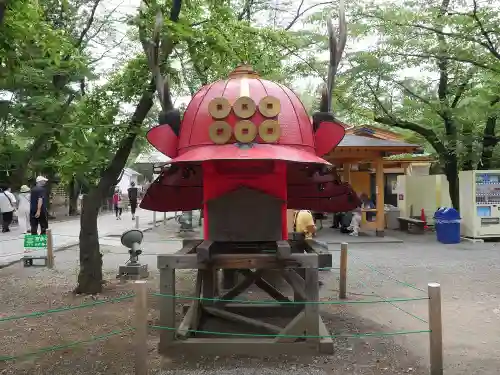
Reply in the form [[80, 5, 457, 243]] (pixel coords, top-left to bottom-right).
[[459, 170, 500, 238]]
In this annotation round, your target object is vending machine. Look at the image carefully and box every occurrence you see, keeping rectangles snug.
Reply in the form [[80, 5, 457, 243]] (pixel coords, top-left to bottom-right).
[[459, 170, 500, 238]]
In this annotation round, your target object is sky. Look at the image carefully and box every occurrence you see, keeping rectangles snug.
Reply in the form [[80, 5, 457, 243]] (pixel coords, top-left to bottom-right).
[[91, 0, 346, 108]]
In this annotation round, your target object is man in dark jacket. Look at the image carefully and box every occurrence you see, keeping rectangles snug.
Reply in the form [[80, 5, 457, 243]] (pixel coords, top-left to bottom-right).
[[127, 181, 139, 220]]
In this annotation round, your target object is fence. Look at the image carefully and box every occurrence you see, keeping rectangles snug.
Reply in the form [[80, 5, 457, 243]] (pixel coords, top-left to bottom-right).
[[0, 244, 444, 375]]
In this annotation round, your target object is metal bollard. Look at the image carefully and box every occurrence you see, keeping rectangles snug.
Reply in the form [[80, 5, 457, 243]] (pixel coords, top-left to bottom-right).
[[135, 216, 140, 229], [153, 211, 157, 227], [163, 212, 167, 226]]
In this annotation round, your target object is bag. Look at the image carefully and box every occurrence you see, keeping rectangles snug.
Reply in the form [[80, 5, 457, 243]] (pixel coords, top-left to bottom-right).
[[2, 191, 16, 212]]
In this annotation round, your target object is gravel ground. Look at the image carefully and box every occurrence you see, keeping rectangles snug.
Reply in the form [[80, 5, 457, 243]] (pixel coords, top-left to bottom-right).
[[0, 221, 499, 374]]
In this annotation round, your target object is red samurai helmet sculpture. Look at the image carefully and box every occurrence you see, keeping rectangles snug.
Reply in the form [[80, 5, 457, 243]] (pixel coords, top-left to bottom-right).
[[141, 4, 360, 241], [141, 65, 360, 239]]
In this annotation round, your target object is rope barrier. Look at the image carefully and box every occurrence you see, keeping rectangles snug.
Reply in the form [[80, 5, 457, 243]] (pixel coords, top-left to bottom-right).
[[149, 325, 430, 339], [152, 292, 428, 306], [0, 294, 135, 323], [349, 254, 427, 293], [348, 263, 428, 324], [0, 328, 134, 362]]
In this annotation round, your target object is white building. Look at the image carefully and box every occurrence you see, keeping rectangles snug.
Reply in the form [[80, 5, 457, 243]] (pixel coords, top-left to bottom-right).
[[116, 167, 142, 195]]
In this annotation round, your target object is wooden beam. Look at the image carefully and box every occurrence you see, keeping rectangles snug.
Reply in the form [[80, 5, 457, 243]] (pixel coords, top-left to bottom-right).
[[342, 162, 351, 183], [162, 339, 318, 356], [158, 253, 319, 270], [159, 267, 176, 346], [197, 240, 214, 263], [281, 269, 306, 301], [273, 311, 306, 343], [318, 316, 334, 354], [177, 270, 203, 338], [239, 269, 291, 303], [223, 303, 303, 318], [375, 157, 385, 236], [204, 306, 283, 334], [216, 270, 261, 306]]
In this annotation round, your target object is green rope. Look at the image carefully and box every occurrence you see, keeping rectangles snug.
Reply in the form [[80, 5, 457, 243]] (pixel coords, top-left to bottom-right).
[[349, 267, 428, 324], [349, 256, 427, 293], [0, 294, 135, 323], [0, 328, 135, 362], [150, 325, 430, 339], [152, 292, 428, 305]]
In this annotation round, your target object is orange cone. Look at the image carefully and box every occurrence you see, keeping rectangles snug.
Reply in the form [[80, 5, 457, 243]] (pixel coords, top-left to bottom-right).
[[421, 208, 429, 229]]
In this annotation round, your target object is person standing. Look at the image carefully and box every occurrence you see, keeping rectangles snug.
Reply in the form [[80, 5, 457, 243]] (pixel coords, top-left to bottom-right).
[[112, 188, 123, 220], [127, 181, 139, 220], [30, 176, 49, 235], [0, 186, 17, 233], [17, 185, 31, 234]]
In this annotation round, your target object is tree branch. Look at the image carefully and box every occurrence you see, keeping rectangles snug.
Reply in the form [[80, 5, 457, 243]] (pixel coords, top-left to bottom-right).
[[480, 96, 500, 169], [0, 0, 7, 26], [76, 0, 101, 48], [450, 67, 476, 108], [285, 1, 331, 30], [374, 116, 447, 156]]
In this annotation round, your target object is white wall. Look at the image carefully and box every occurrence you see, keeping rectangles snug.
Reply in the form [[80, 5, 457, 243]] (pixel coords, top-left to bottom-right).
[[397, 174, 451, 222], [117, 172, 139, 195]]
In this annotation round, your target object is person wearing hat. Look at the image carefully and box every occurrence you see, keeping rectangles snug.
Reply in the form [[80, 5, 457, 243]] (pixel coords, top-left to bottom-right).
[[17, 185, 31, 234], [30, 176, 49, 235]]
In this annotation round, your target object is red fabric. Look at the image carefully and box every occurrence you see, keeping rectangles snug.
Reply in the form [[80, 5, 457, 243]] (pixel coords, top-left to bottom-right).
[[146, 124, 179, 158], [202, 160, 288, 239], [170, 143, 329, 166], [314, 121, 346, 156], [112, 193, 120, 204], [178, 76, 315, 152]]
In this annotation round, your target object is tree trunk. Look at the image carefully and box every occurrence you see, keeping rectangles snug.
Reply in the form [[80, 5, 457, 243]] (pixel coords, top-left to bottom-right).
[[75, 79, 155, 295], [75, 194, 102, 295], [68, 177, 80, 216], [444, 155, 459, 210]]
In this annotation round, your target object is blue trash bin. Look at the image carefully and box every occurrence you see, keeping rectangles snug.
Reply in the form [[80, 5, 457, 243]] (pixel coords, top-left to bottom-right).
[[434, 207, 461, 244]]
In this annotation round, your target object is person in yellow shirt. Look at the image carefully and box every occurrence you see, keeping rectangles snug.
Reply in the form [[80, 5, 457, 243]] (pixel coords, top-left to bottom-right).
[[294, 210, 317, 239]]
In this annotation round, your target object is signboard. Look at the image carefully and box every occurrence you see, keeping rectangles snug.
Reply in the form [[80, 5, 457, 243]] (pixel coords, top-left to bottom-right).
[[24, 235, 48, 257]]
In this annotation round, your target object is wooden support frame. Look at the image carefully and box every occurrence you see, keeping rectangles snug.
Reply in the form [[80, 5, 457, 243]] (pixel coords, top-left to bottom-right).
[[375, 157, 385, 237], [157, 241, 335, 356]]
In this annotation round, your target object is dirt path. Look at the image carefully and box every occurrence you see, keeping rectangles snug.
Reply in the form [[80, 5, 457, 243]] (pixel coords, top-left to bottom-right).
[[1, 224, 499, 374]]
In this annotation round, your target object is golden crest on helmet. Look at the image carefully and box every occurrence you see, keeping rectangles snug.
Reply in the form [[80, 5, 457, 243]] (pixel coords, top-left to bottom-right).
[[234, 120, 257, 143], [259, 120, 281, 143], [258, 96, 281, 118], [233, 96, 256, 119], [209, 121, 232, 144], [208, 97, 231, 119]]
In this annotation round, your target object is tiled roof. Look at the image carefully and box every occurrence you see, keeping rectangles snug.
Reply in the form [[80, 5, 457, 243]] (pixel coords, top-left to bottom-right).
[[338, 135, 419, 148]]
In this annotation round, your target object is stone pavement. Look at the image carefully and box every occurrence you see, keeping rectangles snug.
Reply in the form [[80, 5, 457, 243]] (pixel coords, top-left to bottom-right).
[[0, 209, 174, 267]]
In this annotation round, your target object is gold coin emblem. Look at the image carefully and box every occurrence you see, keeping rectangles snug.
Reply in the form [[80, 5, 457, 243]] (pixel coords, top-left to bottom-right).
[[209, 121, 232, 144], [233, 96, 256, 119], [234, 120, 257, 143], [259, 120, 281, 143], [208, 97, 231, 119], [258, 96, 281, 118]]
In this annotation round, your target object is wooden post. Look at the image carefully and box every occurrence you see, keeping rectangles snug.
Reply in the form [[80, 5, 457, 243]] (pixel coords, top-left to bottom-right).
[[375, 157, 385, 237], [163, 212, 167, 226], [159, 267, 176, 350], [135, 216, 140, 229], [342, 163, 351, 183], [153, 211, 157, 227], [339, 242, 348, 299], [134, 280, 148, 375], [46, 229, 54, 269], [428, 283, 443, 375]]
